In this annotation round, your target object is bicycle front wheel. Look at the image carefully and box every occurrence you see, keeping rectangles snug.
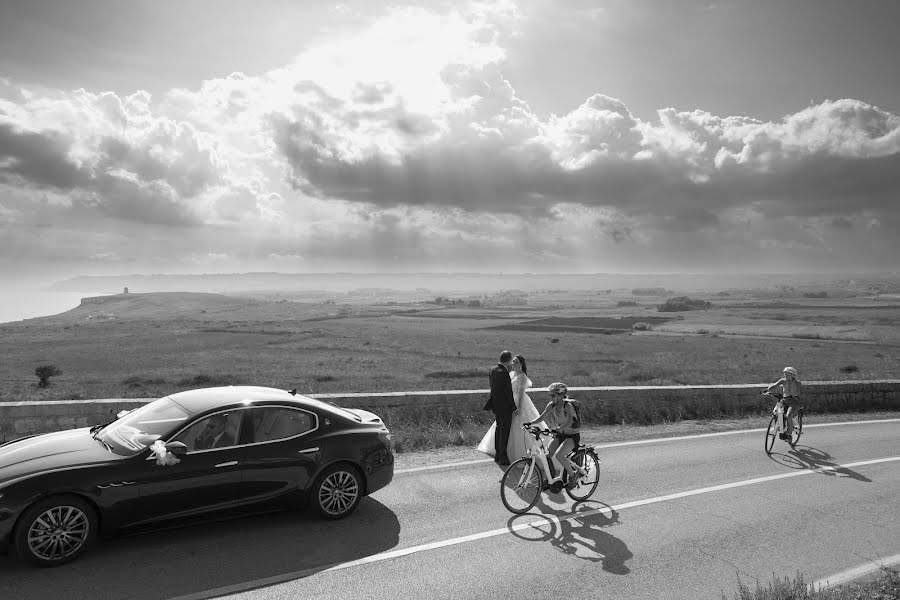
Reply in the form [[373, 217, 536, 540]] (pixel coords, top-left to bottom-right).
[[566, 449, 600, 502], [765, 415, 777, 454], [501, 458, 543, 514], [789, 411, 803, 447]]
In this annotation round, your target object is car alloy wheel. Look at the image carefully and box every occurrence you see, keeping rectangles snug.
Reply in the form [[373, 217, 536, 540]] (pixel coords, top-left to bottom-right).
[[15, 495, 97, 566], [314, 464, 362, 519]]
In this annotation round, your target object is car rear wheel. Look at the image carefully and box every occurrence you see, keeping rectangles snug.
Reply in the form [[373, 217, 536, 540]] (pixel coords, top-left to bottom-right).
[[312, 463, 363, 520], [14, 495, 98, 567]]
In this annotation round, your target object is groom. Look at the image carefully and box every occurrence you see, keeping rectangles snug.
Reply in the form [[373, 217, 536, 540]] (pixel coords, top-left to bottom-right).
[[484, 350, 517, 465]]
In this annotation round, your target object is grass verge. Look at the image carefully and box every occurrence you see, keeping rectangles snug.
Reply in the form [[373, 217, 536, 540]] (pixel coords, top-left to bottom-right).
[[725, 568, 899, 599]]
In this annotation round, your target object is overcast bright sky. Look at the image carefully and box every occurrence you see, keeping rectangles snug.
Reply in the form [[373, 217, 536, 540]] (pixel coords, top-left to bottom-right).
[[1, 0, 899, 282]]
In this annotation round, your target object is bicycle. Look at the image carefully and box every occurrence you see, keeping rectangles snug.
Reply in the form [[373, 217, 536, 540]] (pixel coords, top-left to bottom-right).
[[763, 391, 804, 454], [500, 424, 601, 514]]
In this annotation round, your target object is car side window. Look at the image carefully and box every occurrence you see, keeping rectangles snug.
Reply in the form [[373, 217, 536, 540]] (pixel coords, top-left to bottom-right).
[[172, 411, 243, 452], [251, 407, 315, 443]]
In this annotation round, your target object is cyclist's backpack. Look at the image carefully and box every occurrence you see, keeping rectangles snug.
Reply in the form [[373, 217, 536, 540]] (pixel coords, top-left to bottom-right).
[[566, 399, 582, 430]]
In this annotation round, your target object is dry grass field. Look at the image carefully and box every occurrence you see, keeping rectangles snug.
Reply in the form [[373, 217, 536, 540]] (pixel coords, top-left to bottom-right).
[[2, 288, 899, 406]]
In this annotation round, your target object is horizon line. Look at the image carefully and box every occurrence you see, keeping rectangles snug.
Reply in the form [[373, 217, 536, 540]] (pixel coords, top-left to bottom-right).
[[51, 270, 900, 279]]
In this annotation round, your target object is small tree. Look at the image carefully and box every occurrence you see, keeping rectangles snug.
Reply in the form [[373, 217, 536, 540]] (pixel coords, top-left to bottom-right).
[[35, 365, 62, 388]]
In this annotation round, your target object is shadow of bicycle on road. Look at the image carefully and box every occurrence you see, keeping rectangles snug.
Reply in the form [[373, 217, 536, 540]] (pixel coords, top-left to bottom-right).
[[767, 444, 872, 482], [0, 497, 400, 600], [506, 501, 632, 575], [788, 445, 872, 482]]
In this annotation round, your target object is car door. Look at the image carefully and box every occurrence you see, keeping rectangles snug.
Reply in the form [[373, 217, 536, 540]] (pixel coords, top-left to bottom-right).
[[124, 409, 247, 528], [237, 405, 321, 504]]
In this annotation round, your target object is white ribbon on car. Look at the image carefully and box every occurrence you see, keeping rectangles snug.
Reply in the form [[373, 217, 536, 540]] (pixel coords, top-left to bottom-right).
[[150, 439, 180, 466]]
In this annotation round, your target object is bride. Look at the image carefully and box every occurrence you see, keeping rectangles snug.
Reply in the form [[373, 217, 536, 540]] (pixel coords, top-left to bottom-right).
[[477, 354, 544, 461]]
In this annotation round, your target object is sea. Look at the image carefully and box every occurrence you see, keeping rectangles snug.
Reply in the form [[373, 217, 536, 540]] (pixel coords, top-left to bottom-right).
[[0, 288, 107, 324]]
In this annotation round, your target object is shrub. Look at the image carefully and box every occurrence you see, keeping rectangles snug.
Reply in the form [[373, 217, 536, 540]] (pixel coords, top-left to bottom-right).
[[617, 300, 638, 307], [632, 322, 652, 331], [632, 287, 667, 295], [657, 296, 712, 312], [35, 365, 62, 388], [840, 364, 859, 373], [550, 338, 560, 343], [627, 372, 657, 382], [177, 374, 245, 387], [424, 369, 484, 379]]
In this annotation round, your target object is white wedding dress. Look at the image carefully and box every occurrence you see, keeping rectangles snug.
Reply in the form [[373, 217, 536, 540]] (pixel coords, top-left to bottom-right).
[[477, 372, 544, 461]]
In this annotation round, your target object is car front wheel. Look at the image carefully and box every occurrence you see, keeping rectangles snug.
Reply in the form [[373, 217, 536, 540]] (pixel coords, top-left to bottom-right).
[[14, 495, 98, 567], [311, 464, 362, 520]]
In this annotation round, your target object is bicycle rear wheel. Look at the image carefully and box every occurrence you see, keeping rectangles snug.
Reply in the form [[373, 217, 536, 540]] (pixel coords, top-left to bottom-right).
[[565, 448, 600, 502], [764, 415, 777, 454], [789, 410, 803, 447], [501, 458, 543, 514]]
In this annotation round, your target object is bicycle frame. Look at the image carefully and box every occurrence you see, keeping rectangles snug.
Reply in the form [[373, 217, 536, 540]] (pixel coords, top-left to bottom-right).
[[520, 429, 553, 482], [766, 392, 793, 434], [523, 426, 587, 482], [773, 401, 787, 434]]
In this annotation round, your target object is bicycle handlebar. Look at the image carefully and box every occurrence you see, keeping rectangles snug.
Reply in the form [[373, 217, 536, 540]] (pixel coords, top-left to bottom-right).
[[522, 423, 557, 437]]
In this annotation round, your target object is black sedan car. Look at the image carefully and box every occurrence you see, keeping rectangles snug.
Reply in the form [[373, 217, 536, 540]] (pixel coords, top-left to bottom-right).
[[0, 386, 394, 566]]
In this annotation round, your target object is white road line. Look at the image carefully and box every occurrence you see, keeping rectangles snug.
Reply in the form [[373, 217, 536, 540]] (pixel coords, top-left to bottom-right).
[[394, 418, 900, 474], [811, 553, 900, 591], [168, 455, 900, 600]]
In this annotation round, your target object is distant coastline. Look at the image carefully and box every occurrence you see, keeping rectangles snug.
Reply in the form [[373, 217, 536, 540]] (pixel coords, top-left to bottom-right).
[[0, 289, 104, 324], [47, 271, 899, 295], [7, 270, 899, 324]]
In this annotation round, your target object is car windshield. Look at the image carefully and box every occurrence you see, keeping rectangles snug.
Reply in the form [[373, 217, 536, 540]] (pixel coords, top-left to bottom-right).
[[96, 398, 192, 455]]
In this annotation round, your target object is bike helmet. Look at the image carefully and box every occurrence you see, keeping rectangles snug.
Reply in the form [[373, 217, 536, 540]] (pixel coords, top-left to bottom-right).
[[547, 382, 568, 395], [783, 366, 798, 377]]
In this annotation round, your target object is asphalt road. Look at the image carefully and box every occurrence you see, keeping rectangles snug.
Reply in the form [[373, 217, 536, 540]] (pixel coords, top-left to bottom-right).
[[0, 420, 897, 600]]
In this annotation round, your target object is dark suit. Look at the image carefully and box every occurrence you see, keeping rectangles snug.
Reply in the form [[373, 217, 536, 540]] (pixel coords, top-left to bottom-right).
[[483, 364, 516, 463], [195, 431, 235, 450]]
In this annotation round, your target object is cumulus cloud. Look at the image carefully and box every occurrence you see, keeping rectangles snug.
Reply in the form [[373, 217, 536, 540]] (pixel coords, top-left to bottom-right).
[[1, 1, 899, 274], [0, 123, 88, 189]]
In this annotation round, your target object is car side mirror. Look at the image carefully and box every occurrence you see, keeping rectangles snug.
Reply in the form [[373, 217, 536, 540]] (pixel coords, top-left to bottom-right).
[[165, 441, 188, 457], [116, 409, 133, 419]]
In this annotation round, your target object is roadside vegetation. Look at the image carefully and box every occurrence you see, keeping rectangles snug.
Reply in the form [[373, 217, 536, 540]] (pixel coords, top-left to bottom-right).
[[725, 568, 899, 600], [375, 400, 899, 453]]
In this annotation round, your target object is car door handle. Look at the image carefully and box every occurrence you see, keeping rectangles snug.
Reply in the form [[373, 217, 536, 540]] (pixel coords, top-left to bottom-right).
[[298, 447, 319, 454], [214, 460, 238, 467]]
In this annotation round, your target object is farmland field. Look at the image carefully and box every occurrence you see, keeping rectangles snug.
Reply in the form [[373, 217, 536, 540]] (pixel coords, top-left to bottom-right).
[[1, 286, 899, 404]]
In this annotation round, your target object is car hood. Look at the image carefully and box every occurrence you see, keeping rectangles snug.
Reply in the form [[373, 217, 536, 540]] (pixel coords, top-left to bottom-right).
[[0, 428, 120, 485]]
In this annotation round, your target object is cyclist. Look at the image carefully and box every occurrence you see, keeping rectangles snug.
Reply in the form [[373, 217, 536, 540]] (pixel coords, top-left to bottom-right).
[[527, 382, 585, 490], [765, 366, 802, 440]]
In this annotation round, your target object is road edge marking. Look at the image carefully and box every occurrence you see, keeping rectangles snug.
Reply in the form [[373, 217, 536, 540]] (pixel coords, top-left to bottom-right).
[[810, 553, 900, 591]]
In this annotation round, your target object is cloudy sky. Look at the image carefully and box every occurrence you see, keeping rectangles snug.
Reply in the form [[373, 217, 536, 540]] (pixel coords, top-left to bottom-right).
[[1, 0, 899, 282]]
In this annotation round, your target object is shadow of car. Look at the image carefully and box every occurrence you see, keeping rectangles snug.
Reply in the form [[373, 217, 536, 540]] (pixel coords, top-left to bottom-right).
[[0, 497, 401, 600], [0, 386, 394, 567]]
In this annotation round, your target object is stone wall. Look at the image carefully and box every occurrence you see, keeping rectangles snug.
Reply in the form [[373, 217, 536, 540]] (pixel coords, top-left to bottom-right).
[[2, 380, 899, 443]]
